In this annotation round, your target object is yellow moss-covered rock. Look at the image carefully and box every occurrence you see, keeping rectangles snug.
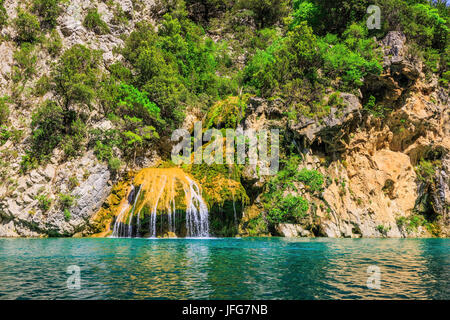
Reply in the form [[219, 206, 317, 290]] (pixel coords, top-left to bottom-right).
[[88, 180, 132, 237]]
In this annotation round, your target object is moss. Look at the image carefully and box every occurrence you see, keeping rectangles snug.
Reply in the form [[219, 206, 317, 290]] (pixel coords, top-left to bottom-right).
[[186, 162, 249, 209], [89, 180, 131, 237], [204, 95, 250, 130]]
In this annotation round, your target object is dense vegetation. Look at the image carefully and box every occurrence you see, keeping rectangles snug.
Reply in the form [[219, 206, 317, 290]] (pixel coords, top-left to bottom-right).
[[0, 0, 448, 234]]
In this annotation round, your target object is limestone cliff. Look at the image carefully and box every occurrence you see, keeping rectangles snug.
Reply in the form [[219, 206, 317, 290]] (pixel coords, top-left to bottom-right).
[[0, 1, 448, 238], [240, 32, 449, 238]]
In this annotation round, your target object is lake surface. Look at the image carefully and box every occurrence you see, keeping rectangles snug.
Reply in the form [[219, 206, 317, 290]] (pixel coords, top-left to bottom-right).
[[0, 238, 448, 300]]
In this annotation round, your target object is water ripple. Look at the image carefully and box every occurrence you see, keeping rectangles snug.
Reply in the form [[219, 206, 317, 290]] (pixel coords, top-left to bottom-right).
[[0, 238, 448, 299]]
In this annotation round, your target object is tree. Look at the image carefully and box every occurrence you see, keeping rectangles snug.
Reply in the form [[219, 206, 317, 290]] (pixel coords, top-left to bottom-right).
[[32, 0, 61, 28], [292, 0, 369, 35], [185, 0, 232, 23], [123, 116, 159, 165], [14, 9, 40, 43], [53, 44, 101, 109], [237, 0, 290, 28], [31, 100, 65, 157]]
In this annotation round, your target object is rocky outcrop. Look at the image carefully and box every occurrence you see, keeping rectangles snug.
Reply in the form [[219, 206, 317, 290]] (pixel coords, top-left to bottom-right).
[[239, 31, 449, 238], [275, 223, 311, 238], [0, 3, 448, 239], [0, 0, 160, 237], [0, 151, 112, 237]]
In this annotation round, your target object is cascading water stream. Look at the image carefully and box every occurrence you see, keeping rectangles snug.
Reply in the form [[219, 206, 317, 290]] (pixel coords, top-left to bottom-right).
[[185, 177, 209, 237], [111, 168, 209, 238], [127, 185, 142, 238], [112, 200, 130, 238]]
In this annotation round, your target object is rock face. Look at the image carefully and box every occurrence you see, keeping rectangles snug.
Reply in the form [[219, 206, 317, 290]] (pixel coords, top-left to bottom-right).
[[0, 152, 112, 237], [275, 224, 311, 238], [0, 0, 160, 237], [239, 31, 449, 238], [0, 2, 447, 239]]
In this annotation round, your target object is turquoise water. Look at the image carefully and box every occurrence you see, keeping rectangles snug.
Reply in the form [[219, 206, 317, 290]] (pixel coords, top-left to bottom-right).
[[0, 238, 448, 300]]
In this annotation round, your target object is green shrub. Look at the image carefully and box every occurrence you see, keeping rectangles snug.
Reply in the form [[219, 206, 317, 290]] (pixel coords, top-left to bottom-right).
[[20, 152, 39, 173], [14, 9, 40, 43], [415, 159, 439, 183], [0, 125, 22, 146], [46, 29, 63, 56], [116, 83, 163, 127], [36, 194, 52, 212], [0, 125, 10, 145], [292, 0, 369, 35], [363, 95, 390, 118], [59, 193, 76, 209], [34, 75, 51, 96], [262, 155, 323, 226], [291, 0, 319, 29], [236, 0, 290, 29], [245, 215, 269, 236], [120, 15, 229, 132], [32, 0, 61, 28], [0, 96, 10, 125], [13, 43, 37, 83], [108, 157, 122, 172], [440, 70, 450, 87], [296, 168, 324, 193], [396, 214, 437, 235], [94, 140, 113, 162], [30, 100, 65, 159], [110, 3, 129, 26], [0, 0, 7, 27], [205, 95, 248, 129], [243, 40, 280, 96], [83, 8, 110, 34], [376, 224, 391, 236], [267, 195, 309, 224], [68, 176, 79, 191], [61, 118, 87, 158], [90, 128, 122, 160], [64, 208, 71, 221], [53, 44, 102, 108], [319, 23, 382, 89], [244, 22, 322, 96]]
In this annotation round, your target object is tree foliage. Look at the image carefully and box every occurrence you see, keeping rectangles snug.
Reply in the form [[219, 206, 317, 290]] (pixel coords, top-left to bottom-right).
[[14, 9, 41, 43], [53, 44, 102, 109], [32, 0, 61, 28]]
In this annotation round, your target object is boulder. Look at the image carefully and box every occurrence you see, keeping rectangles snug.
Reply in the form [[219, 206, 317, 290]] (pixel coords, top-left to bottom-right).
[[275, 223, 311, 238]]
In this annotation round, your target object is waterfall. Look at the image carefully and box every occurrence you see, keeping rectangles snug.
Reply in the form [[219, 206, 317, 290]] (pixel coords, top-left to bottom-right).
[[185, 177, 209, 237], [127, 185, 142, 238], [111, 168, 209, 238]]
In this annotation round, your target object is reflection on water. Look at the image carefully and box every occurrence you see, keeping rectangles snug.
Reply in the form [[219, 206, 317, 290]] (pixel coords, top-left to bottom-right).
[[0, 238, 448, 299]]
